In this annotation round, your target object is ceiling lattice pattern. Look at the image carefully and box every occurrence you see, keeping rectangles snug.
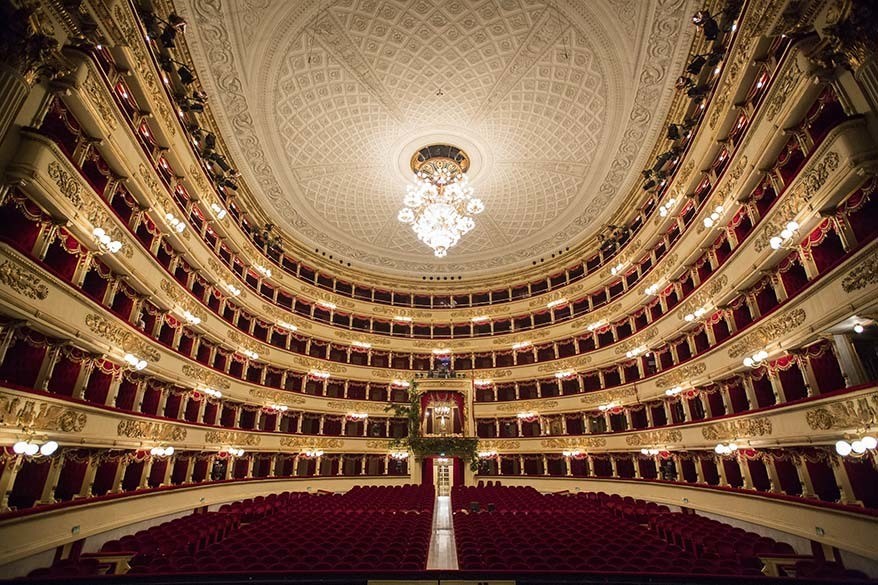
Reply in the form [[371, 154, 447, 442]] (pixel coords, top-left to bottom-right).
[[180, 0, 696, 276]]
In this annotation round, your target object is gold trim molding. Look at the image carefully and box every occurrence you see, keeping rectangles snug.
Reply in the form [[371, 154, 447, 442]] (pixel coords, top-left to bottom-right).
[[805, 394, 877, 430], [204, 430, 261, 446], [701, 417, 773, 441], [0, 258, 49, 300], [117, 419, 186, 442], [0, 392, 86, 432]]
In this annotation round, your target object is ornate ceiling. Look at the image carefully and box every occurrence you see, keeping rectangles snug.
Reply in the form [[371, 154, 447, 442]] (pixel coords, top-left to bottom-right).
[[177, 0, 697, 278]]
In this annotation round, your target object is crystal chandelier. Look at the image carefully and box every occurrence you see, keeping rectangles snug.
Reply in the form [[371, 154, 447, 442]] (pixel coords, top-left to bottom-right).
[[398, 144, 484, 257]]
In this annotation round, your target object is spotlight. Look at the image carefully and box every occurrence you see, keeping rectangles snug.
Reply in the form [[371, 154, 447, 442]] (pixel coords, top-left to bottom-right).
[[177, 66, 195, 85], [686, 55, 707, 75]]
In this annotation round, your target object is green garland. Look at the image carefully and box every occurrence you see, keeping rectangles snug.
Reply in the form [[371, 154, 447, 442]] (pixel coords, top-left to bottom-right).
[[385, 382, 480, 471]]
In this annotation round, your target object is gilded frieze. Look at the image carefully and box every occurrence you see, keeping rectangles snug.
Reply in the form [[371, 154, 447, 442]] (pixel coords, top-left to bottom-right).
[[654, 362, 707, 390], [181, 364, 231, 390], [326, 400, 389, 413], [625, 429, 682, 446], [580, 386, 637, 408], [537, 355, 592, 373], [82, 72, 118, 130], [260, 303, 312, 329], [805, 394, 877, 430], [85, 314, 161, 363], [248, 388, 306, 405], [366, 439, 393, 450], [841, 246, 878, 293], [226, 330, 268, 357], [677, 275, 728, 319], [0, 392, 87, 432], [294, 356, 346, 373], [160, 280, 208, 323], [615, 327, 658, 355], [0, 259, 49, 300], [477, 439, 521, 451], [701, 417, 772, 441], [541, 437, 606, 449], [117, 419, 186, 442], [727, 308, 806, 359], [204, 430, 261, 446], [279, 437, 343, 449], [333, 330, 390, 347], [496, 399, 558, 413]]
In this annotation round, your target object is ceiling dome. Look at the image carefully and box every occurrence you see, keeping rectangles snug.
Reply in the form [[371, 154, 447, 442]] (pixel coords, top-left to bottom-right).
[[178, 0, 697, 278]]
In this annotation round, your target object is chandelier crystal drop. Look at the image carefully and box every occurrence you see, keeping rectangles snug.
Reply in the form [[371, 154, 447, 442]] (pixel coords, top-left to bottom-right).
[[398, 146, 484, 257]]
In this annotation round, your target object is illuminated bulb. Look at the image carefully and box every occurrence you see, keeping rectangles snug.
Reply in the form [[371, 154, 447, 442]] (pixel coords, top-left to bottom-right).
[[40, 441, 59, 456], [770, 236, 783, 250], [862, 436, 877, 450], [743, 357, 754, 367], [851, 440, 867, 454], [853, 324, 864, 334], [13, 441, 28, 454]]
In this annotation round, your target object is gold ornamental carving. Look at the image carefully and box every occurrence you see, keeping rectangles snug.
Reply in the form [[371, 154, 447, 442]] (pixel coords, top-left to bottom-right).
[[260, 304, 312, 330], [294, 356, 347, 373], [625, 429, 682, 447], [333, 330, 390, 347], [574, 302, 623, 331], [181, 364, 230, 390], [493, 329, 552, 346], [205, 430, 261, 446], [727, 308, 807, 359], [0, 392, 87, 432], [366, 439, 393, 450], [754, 152, 840, 253], [372, 306, 432, 319], [805, 394, 877, 430], [226, 330, 268, 357], [0, 259, 49, 300], [117, 419, 186, 442], [248, 388, 306, 405], [640, 254, 679, 294], [528, 285, 584, 309], [326, 400, 388, 413], [412, 339, 472, 349], [537, 355, 591, 373], [82, 72, 117, 130], [654, 362, 707, 389], [477, 439, 521, 451], [372, 370, 409, 381], [480, 369, 513, 379], [160, 280, 208, 323], [765, 59, 802, 121], [496, 399, 558, 413], [279, 437, 343, 449], [580, 386, 637, 408], [541, 437, 606, 449], [298, 284, 355, 310], [841, 247, 878, 293], [615, 327, 659, 355], [85, 314, 161, 363], [701, 417, 773, 441], [48, 161, 132, 259], [207, 258, 246, 300], [677, 275, 728, 319]]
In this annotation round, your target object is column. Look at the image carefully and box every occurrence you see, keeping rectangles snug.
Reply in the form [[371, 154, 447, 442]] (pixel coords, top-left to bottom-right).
[[104, 371, 123, 407], [77, 454, 99, 498], [137, 458, 154, 489], [793, 456, 816, 498], [831, 334, 867, 387], [694, 458, 706, 484], [645, 405, 655, 427], [37, 454, 66, 505], [34, 344, 62, 391], [738, 456, 754, 490], [829, 457, 862, 505], [609, 456, 619, 478], [360, 457, 367, 476], [160, 457, 174, 486], [0, 456, 23, 511], [184, 457, 197, 484], [336, 455, 345, 476], [764, 457, 784, 494], [565, 456, 572, 477], [632, 455, 642, 479], [110, 460, 128, 493], [715, 455, 729, 486]]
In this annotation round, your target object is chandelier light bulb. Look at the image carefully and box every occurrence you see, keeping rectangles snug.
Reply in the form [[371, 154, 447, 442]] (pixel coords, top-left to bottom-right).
[[851, 440, 867, 454], [13, 441, 28, 454], [853, 323, 864, 334], [770, 236, 783, 250], [24, 442, 40, 456], [862, 436, 877, 450]]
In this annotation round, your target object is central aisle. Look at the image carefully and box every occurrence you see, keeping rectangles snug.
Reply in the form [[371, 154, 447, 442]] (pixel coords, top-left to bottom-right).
[[425, 495, 459, 570]]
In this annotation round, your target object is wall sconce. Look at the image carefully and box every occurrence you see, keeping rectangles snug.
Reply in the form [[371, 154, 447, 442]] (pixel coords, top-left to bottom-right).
[[586, 320, 607, 332], [664, 386, 683, 397], [394, 315, 413, 323], [769, 221, 800, 250], [714, 442, 739, 455], [474, 379, 493, 388], [123, 353, 148, 371], [210, 202, 227, 220], [547, 298, 568, 309], [301, 449, 324, 458], [391, 379, 410, 389], [202, 387, 222, 398], [223, 282, 242, 296], [684, 306, 710, 322], [177, 308, 201, 325], [610, 262, 625, 276], [702, 204, 724, 228], [253, 264, 272, 278], [13, 439, 58, 457], [432, 348, 451, 355], [164, 212, 186, 233], [626, 346, 647, 358], [835, 436, 876, 457], [149, 446, 175, 457], [316, 300, 336, 311], [308, 370, 330, 381], [390, 451, 410, 460], [277, 320, 298, 332], [345, 412, 369, 421], [239, 348, 259, 360], [93, 227, 123, 254], [512, 341, 531, 350], [554, 370, 576, 380], [351, 340, 372, 349], [742, 349, 769, 368], [658, 196, 677, 217], [220, 447, 245, 457], [471, 315, 490, 323], [265, 403, 288, 413]]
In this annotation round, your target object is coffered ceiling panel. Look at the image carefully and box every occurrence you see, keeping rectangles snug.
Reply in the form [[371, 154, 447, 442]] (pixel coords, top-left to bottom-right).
[[178, 0, 697, 277]]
